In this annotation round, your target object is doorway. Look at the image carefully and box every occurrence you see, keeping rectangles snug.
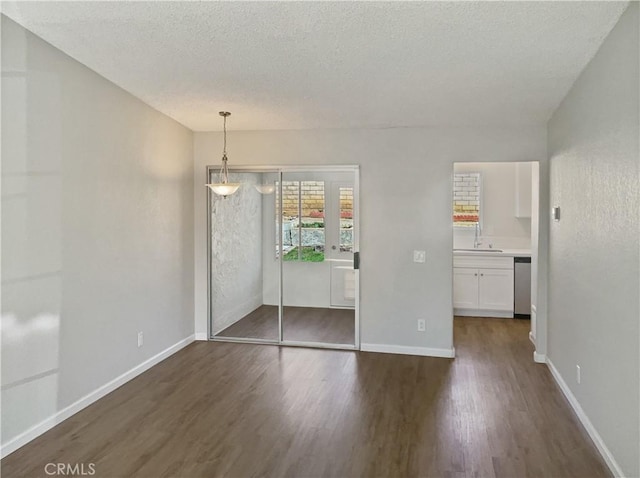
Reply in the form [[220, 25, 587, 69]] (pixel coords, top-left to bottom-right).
[[451, 161, 540, 356], [207, 166, 360, 350]]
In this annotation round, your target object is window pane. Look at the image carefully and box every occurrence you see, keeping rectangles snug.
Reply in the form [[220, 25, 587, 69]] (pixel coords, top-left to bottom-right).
[[295, 181, 325, 262], [281, 181, 299, 260], [453, 172, 480, 226], [278, 181, 325, 262], [339, 187, 354, 252]]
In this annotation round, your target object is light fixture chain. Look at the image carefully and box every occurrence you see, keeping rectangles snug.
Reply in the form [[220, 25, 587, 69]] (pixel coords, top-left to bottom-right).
[[220, 113, 229, 184], [206, 111, 239, 198], [219, 154, 228, 184], [223, 114, 227, 155]]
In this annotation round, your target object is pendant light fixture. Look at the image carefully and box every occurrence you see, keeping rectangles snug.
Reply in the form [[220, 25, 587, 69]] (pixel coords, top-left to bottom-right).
[[206, 111, 240, 198], [254, 183, 276, 194]]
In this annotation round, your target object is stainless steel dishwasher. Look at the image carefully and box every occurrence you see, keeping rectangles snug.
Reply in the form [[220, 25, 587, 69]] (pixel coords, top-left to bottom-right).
[[514, 257, 531, 318]]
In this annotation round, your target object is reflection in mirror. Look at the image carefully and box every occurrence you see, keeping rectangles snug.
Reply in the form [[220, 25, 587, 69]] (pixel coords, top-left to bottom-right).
[[210, 171, 279, 341], [281, 172, 356, 346]]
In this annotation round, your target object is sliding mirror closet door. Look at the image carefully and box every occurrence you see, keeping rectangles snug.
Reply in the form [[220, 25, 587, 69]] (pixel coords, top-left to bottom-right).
[[209, 170, 280, 342], [281, 171, 356, 346]]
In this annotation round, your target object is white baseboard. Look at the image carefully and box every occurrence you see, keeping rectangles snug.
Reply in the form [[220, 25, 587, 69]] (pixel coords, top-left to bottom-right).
[[195, 332, 208, 341], [361, 343, 455, 358], [546, 359, 624, 477], [0, 334, 195, 459], [533, 351, 546, 363], [529, 331, 536, 345], [454, 308, 513, 318]]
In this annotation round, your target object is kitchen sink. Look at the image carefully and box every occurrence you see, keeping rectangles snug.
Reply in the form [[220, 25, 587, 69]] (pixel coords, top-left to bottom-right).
[[454, 248, 504, 253]]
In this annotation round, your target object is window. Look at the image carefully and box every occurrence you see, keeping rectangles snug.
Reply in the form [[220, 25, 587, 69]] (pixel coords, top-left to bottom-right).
[[453, 172, 481, 226], [339, 187, 354, 252], [277, 181, 325, 261]]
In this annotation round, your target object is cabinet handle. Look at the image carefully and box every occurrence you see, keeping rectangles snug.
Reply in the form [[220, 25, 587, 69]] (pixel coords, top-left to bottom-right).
[[474, 273, 478, 277], [480, 273, 484, 276]]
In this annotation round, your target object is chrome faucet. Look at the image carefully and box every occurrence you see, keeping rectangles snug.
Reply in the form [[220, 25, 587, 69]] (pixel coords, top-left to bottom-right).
[[473, 222, 482, 249]]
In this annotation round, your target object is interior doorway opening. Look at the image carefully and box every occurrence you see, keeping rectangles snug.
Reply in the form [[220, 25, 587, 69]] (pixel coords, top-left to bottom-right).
[[451, 161, 540, 357]]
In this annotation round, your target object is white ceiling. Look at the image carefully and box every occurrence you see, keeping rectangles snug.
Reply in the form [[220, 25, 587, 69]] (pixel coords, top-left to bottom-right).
[[2, 1, 629, 131]]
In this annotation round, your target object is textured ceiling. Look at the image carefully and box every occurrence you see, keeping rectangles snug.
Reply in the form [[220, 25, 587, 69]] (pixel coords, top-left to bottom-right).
[[2, 1, 629, 131]]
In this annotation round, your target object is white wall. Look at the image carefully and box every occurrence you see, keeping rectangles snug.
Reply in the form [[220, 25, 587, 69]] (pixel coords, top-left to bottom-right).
[[210, 172, 262, 335], [547, 3, 639, 476], [530, 162, 540, 341], [194, 127, 546, 350], [1, 16, 194, 450], [453, 162, 532, 249]]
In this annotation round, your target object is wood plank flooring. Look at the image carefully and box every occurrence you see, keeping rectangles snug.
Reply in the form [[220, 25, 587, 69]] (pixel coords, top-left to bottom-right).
[[2, 317, 610, 478], [216, 305, 355, 344]]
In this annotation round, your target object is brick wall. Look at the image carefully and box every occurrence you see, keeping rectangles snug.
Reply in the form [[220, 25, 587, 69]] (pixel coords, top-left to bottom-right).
[[453, 173, 480, 223], [339, 188, 353, 214], [279, 181, 353, 218]]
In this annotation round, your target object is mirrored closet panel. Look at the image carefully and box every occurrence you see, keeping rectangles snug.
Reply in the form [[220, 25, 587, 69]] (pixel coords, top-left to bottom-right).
[[209, 170, 280, 342], [280, 171, 356, 347], [208, 166, 359, 349]]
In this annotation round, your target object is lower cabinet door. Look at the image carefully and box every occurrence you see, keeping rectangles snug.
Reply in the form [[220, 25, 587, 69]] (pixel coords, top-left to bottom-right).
[[453, 268, 479, 309], [478, 268, 514, 311]]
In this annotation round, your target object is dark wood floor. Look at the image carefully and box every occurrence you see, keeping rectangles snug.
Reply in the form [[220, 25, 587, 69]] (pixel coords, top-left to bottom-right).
[[216, 305, 355, 344], [2, 317, 610, 478]]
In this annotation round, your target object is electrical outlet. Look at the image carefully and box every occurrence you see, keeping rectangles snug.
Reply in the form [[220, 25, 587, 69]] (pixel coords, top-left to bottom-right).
[[413, 250, 426, 263], [576, 365, 581, 384], [137, 332, 144, 348], [417, 319, 426, 332]]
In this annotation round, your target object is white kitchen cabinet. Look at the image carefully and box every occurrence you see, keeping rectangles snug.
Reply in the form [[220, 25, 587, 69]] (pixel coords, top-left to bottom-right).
[[453, 255, 514, 317], [478, 268, 514, 311], [453, 268, 479, 308]]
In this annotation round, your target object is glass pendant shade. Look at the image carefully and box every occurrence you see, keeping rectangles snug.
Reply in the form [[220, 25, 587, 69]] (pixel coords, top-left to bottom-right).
[[206, 153, 240, 198], [208, 182, 240, 196], [254, 183, 276, 194]]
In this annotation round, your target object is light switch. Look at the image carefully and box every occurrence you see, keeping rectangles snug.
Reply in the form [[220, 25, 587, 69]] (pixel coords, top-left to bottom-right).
[[413, 250, 426, 263], [552, 206, 561, 221]]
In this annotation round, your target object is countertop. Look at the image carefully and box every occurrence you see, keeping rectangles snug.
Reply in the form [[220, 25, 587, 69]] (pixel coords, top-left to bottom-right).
[[453, 248, 531, 258]]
